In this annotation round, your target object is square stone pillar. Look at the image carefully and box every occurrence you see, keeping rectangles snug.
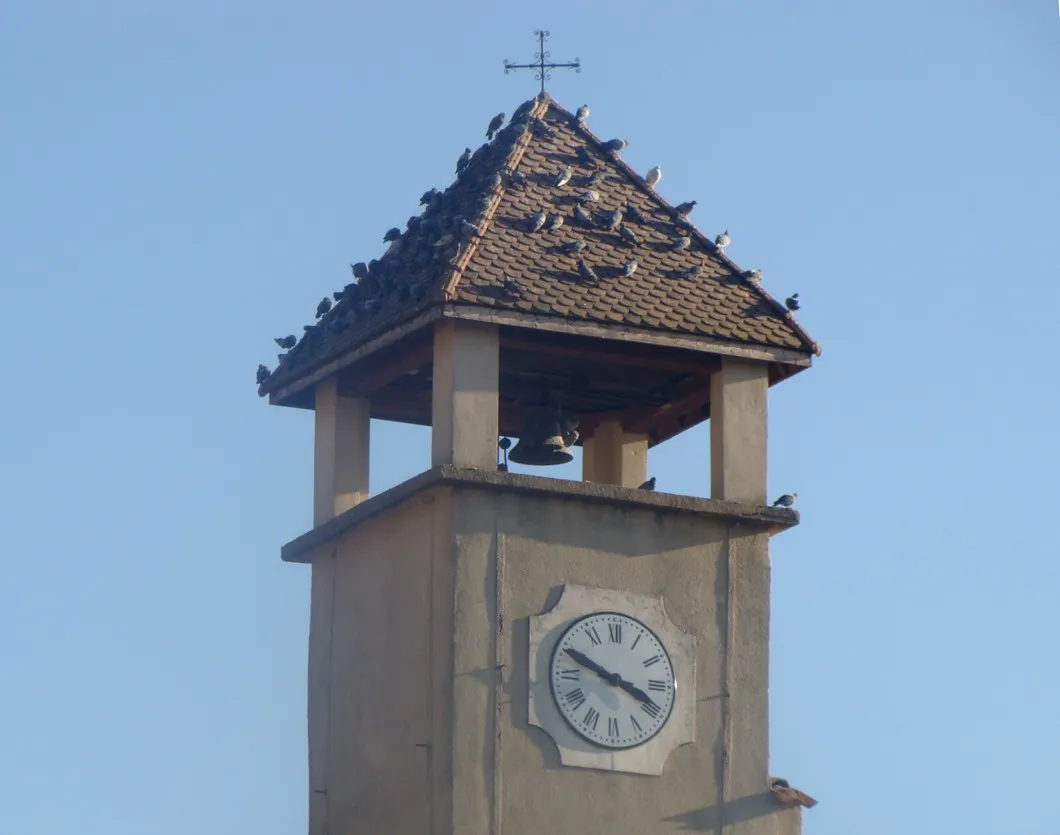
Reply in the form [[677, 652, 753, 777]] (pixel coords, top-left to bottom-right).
[[313, 376, 371, 524], [709, 358, 769, 504], [581, 420, 648, 487], [431, 320, 499, 469]]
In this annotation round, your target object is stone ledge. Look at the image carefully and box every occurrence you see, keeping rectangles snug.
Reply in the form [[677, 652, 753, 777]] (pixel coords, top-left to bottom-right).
[[281, 465, 799, 564]]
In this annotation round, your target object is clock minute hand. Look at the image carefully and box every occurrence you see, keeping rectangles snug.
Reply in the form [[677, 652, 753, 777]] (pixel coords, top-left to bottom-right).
[[614, 679, 655, 706], [563, 647, 620, 685]]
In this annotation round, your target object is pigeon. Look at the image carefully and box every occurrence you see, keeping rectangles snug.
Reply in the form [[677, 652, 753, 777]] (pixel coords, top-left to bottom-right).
[[561, 239, 586, 255], [419, 188, 439, 206], [455, 147, 472, 173], [675, 200, 697, 216], [274, 335, 297, 350], [622, 259, 638, 277], [501, 276, 523, 298], [602, 138, 628, 152], [602, 208, 623, 231], [531, 117, 554, 137], [575, 104, 590, 122], [715, 230, 731, 249], [433, 232, 455, 248], [527, 210, 548, 233], [553, 166, 573, 187], [326, 319, 348, 334], [619, 225, 640, 246], [256, 365, 271, 385], [772, 492, 798, 508], [672, 236, 691, 251], [508, 169, 527, 187], [351, 262, 368, 280], [746, 269, 763, 283], [471, 196, 493, 215], [383, 227, 401, 243], [511, 99, 535, 122], [575, 146, 595, 166], [680, 264, 703, 279], [645, 166, 662, 188], [469, 142, 490, 165], [363, 299, 381, 314], [573, 205, 595, 227], [315, 297, 332, 318], [546, 213, 565, 232], [482, 171, 503, 192], [639, 476, 656, 491], [486, 112, 506, 140], [460, 219, 482, 237], [624, 203, 646, 224], [785, 294, 801, 311], [585, 170, 604, 188], [406, 215, 421, 232], [577, 259, 598, 282], [409, 282, 428, 302]]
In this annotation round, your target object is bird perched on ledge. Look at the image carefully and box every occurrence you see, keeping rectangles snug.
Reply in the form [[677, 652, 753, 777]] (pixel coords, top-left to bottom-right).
[[772, 493, 798, 507], [769, 778, 817, 809], [639, 477, 656, 491]]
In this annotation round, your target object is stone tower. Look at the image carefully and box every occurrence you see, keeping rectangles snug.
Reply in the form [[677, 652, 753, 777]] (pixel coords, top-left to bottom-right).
[[259, 93, 820, 835]]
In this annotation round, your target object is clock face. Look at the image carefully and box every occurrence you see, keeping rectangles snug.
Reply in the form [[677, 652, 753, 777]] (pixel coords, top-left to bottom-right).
[[549, 611, 677, 750]]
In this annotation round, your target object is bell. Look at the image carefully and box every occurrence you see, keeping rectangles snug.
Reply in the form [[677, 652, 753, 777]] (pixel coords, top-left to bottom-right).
[[508, 406, 578, 466]]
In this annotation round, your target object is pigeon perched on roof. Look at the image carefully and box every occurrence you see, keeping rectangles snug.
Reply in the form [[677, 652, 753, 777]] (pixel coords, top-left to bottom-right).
[[675, 200, 697, 216], [585, 170, 604, 188], [486, 112, 506, 140], [672, 236, 691, 251], [602, 138, 628, 152], [460, 219, 482, 237], [350, 262, 368, 280], [573, 205, 595, 227], [316, 297, 332, 318], [575, 104, 590, 122], [772, 493, 798, 507], [575, 146, 595, 167], [482, 171, 503, 192], [645, 166, 662, 188], [746, 269, 763, 283], [553, 166, 573, 187], [383, 227, 401, 243], [639, 476, 656, 491], [624, 203, 646, 224], [455, 147, 472, 173], [527, 210, 548, 233], [501, 276, 523, 298], [511, 99, 535, 123], [363, 299, 381, 314], [785, 294, 800, 311], [619, 225, 640, 246], [622, 259, 638, 277], [580, 189, 600, 204], [256, 365, 271, 386], [602, 208, 623, 231], [546, 213, 565, 232], [561, 240, 586, 255], [274, 335, 297, 350], [680, 264, 702, 279], [577, 259, 598, 282], [508, 170, 527, 187], [420, 188, 439, 206], [715, 230, 731, 249]]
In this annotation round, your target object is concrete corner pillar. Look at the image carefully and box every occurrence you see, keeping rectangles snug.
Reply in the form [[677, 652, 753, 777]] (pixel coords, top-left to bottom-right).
[[581, 420, 648, 487], [709, 358, 769, 504], [431, 320, 499, 469], [313, 377, 371, 525]]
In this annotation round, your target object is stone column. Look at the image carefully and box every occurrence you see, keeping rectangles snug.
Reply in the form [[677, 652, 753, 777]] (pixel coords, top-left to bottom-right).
[[431, 320, 500, 469], [581, 420, 649, 487], [709, 358, 769, 504]]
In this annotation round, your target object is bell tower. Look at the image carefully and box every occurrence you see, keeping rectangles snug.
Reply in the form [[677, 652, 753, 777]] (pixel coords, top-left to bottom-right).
[[259, 93, 819, 835]]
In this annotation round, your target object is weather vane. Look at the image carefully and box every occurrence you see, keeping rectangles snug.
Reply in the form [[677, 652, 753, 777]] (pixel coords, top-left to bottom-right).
[[504, 30, 580, 95]]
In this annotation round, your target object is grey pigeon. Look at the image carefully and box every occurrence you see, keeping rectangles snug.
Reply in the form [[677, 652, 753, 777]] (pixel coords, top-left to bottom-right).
[[622, 259, 638, 277], [746, 269, 763, 283], [580, 189, 600, 204], [645, 166, 662, 188], [554, 166, 573, 187], [419, 188, 439, 206], [602, 208, 623, 231], [715, 230, 731, 249], [511, 99, 535, 122], [561, 240, 586, 255], [469, 142, 490, 165], [785, 294, 800, 311], [486, 112, 506, 139], [602, 138, 628, 152], [639, 476, 656, 491], [573, 205, 594, 227], [472, 196, 493, 215], [624, 203, 646, 224], [531, 117, 554, 137], [383, 227, 401, 243], [546, 213, 565, 232], [501, 276, 523, 298], [455, 147, 472, 173], [508, 170, 527, 187], [585, 170, 604, 188], [619, 225, 640, 246], [351, 262, 368, 280], [674, 200, 697, 216], [681, 264, 702, 279], [274, 335, 297, 350], [576, 104, 590, 122], [256, 364, 271, 385], [575, 146, 595, 166], [482, 172, 503, 192], [527, 210, 548, 233], [315, 297, 332, 318], [772, 492, 798, 507], [363, 298, 381, 314], [433, 232, 455, 248], [577, 259, 598, 282], [460, 219, 482, 237], [672, 236, 691, 251]]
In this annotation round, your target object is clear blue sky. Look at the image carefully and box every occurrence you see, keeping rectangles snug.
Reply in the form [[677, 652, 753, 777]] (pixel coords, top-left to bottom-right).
[[2, 2, 1058, 833]]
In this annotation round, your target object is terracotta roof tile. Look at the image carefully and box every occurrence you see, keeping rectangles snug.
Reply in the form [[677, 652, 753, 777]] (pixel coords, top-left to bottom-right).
[[258, 94, 819, 398]]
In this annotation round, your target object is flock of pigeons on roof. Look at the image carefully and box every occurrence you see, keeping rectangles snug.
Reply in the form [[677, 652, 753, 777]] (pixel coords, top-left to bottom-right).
[[255, 95, 804, 393]]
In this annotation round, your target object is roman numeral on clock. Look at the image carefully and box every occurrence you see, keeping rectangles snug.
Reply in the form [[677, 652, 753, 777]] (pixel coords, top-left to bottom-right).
[[641, 700, 662, 719], [608, 623, 622, 643], [583, 707, 600, 731], [559, 668, 580, 681], [642, 654, 661, 668], [607, 717, 620, 738], [647, 679, 668, 692], [630, 715, 643, 733], [587, 626, 602, 646], [564, 688, 586, 710]]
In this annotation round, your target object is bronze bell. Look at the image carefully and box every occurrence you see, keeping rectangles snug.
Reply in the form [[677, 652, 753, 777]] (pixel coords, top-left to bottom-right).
[[508, 405, 579, 466]]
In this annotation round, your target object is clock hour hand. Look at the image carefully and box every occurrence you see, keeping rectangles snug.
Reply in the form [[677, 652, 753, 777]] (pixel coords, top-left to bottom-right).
[[614, 679, 655, 706]]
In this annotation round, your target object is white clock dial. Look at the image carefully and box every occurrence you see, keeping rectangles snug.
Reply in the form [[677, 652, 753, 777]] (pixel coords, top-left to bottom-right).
[[549, 611, 677, 750]]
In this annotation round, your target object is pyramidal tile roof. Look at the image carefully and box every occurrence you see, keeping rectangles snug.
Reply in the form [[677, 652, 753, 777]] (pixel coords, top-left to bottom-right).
[[257, 93, 819, 398]]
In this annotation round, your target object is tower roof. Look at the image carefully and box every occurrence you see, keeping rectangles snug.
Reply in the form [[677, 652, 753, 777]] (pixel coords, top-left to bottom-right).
[[258, 94, 819, 403]]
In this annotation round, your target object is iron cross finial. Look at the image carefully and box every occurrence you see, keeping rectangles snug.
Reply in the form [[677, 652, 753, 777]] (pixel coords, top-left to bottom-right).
[[503, 30, 580, 95]]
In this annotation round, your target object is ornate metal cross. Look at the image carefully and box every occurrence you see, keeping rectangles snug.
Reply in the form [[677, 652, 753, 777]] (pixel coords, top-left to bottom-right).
[[504, 30, 580, 95]]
